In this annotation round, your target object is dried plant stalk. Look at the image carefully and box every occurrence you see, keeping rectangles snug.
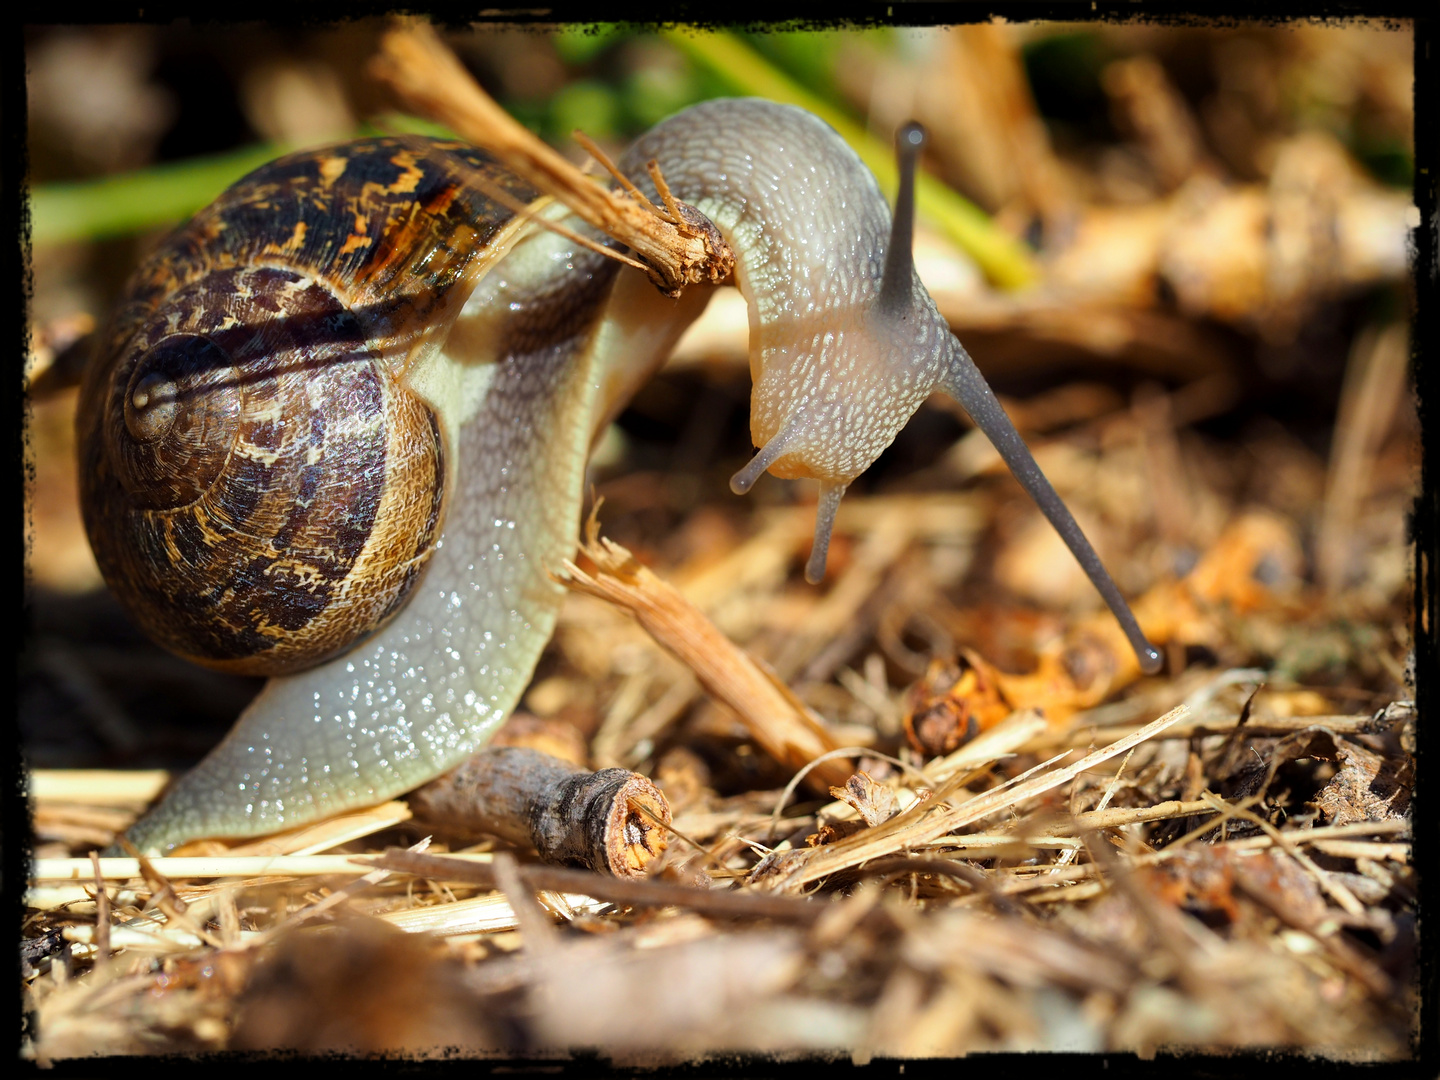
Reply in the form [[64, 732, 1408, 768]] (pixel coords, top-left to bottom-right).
[[369, 22, 735, 296], [409, 747, 670, 878], [921, 708, 1048, 783], [1074, 710, 1391, 746], [761, 704, 1190, 892], [29, 770, 171, 805], [30, 852, 495, 882], [364, 847, 892, 931], [559, 529, 855, 791], [206, 801, 414, 858], [378, 891, 609, 936]]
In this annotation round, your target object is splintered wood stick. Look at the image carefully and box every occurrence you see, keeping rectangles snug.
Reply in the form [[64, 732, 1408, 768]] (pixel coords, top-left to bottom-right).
[[558, 526, 856, 792], [408, 747, 671, 878], [369, 21, 734, 296]]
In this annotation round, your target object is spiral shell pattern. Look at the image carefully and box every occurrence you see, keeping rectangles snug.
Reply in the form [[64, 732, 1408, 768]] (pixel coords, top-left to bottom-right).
[[80, 264, 444, 674], [78, 136, 537, 675]]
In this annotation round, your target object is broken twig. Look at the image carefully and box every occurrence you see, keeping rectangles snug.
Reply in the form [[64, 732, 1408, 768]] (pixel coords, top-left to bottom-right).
[[370, 22, 735, 296], [409, 746, 670, 878]]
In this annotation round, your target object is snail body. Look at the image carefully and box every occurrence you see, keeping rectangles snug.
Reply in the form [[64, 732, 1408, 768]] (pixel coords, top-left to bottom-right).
[[83, 100, 1157, 854]]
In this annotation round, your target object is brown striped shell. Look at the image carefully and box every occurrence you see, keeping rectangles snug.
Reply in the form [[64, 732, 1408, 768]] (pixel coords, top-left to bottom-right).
[[78, 137, 538, 676]]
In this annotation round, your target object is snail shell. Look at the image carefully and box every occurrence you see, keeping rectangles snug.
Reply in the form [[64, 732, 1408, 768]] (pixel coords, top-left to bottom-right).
[[78, 137, 538, 676], [81, 266, 445, 675]]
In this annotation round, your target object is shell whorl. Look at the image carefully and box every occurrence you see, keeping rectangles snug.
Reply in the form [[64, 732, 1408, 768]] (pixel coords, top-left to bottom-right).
[[77, 135, 540, 677], [80, 264, 446, 675]]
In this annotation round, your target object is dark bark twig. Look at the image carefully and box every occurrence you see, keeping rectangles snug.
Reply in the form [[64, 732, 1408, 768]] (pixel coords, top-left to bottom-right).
[[409, 746, 671, 878], [360, 847, 896, 932]]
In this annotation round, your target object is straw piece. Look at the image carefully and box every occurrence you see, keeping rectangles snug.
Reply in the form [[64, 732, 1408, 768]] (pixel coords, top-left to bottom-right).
[[30, 851, 496, 882], [61, 924, 265, 955], [557, 526, 855, 792], [29, 770, 171, 805], [762, 704, 1189, 892], [369, 22, 734, 296], [214, 801, 414, 858], [378, 891, 609, 936]]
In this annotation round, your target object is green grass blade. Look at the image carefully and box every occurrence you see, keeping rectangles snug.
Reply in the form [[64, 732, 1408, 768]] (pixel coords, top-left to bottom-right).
[[659, 28, 1040, 291], [29, 143, 294, 248]]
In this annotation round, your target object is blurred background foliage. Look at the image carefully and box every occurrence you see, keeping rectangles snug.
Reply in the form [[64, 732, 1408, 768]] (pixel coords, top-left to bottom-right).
[[23, 19, 1418, 769], [25, 18, 1416, 462], [26, 22, 1412, 245]]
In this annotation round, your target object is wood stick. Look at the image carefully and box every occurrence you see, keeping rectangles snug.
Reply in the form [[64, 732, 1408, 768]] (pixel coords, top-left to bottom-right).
[[408, 746, 671, 878], [558, 527, 856, 792], [89, 852, 110, 968]]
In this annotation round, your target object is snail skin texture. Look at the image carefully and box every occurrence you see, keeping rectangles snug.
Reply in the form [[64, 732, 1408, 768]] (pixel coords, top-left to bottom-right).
[[81, 99, 1159, 854]]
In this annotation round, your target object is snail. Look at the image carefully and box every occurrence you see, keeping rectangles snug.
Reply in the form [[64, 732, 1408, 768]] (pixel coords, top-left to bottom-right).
[[79, 99, 1161, 855]]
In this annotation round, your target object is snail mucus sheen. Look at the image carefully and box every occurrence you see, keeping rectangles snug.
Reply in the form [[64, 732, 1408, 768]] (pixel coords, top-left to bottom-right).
[[80, 99, 1161, 854]]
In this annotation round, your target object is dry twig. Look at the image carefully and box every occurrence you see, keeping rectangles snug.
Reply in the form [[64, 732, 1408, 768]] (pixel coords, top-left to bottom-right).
[[363, 847, 894, 932], [369, 22, 734, 296], [558, 524, 856, 791], [409, 746, 671, 878]]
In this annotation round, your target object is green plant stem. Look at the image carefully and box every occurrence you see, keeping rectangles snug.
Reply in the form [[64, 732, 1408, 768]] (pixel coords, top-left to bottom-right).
[[29, 143, 293, 248], [660, 27, 1040, 291]]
